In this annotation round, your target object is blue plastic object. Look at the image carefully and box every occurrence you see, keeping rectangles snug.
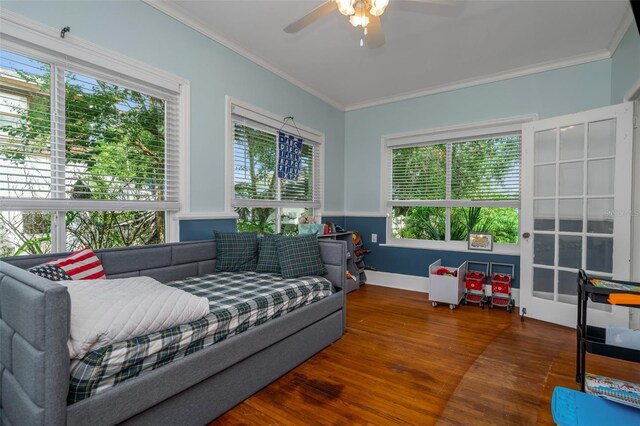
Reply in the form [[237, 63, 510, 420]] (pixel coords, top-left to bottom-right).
[[552, 387, 640, 425]]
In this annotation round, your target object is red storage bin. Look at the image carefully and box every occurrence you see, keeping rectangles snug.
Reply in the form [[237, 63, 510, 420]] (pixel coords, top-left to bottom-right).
[[466, 271, 486, 291], [463, 262, 488, 308], [489, 263, 515, 312], [491, 273, 512, 295]]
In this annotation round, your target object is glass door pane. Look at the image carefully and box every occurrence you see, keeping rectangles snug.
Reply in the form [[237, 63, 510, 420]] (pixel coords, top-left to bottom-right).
[[587, 119, 615, 157], [586, 198, 614, 234], [534, 199, 555, 231], [559, 124, 584, 160], [534, 165, 556, 197], [558, 269, 578, 305], [587, 159, 614, 195], [559, 199, 583, 232], [534, 129, 556, 163], [558, 162, 583, 196]]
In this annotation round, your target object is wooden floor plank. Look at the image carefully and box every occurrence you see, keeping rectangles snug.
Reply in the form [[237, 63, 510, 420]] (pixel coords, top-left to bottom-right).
[[212, 285, 640, 425]]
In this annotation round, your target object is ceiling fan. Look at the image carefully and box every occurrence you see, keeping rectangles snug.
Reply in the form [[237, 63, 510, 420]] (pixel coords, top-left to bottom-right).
[[283, 0, 448, 48]]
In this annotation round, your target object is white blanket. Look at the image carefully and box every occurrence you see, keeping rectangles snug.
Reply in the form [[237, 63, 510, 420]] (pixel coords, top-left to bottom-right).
[[61, 276, 210, 359]]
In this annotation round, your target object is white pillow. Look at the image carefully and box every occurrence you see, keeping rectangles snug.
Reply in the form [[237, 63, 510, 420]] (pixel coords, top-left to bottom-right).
[[61, 276, 210, 359]]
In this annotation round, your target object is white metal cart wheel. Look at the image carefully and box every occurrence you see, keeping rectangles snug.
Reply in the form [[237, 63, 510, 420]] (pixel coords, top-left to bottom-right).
[[449, 304, 455, 310], [432, 302, 437, 307]]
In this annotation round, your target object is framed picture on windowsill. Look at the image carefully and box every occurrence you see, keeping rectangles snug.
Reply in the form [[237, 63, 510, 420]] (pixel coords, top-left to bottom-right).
[[468, 233, 493, 251]]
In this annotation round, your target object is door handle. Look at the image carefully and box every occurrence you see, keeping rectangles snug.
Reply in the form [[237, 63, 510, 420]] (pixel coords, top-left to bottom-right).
[[522, 232, 531, 239]]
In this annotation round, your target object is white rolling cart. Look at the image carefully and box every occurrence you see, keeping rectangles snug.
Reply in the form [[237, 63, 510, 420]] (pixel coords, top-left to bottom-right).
[[428, 259, 467, 309]]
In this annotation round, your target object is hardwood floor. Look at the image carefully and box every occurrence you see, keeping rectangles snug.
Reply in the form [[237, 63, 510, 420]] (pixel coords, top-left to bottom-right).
[[213, 285, 640, 425]]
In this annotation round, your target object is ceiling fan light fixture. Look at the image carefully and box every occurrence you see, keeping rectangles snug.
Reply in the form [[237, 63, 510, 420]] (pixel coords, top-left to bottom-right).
[[349, 14, 370, 27], [349, 1, 370, 27], [369, 0, 389, 17], [336, 0, 355, 16]]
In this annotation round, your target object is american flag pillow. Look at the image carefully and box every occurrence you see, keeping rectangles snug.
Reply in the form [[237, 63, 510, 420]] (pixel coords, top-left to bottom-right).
[[47, 248, 106, 280]]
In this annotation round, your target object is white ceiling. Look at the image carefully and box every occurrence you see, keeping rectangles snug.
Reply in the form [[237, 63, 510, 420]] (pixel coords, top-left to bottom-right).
[[147, 0, 632, 110]]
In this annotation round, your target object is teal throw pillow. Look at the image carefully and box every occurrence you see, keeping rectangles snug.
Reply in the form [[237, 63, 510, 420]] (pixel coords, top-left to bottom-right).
[[256, 233, 281, 274], [274, 234, 326, 279], [214, 231, 258, 272]]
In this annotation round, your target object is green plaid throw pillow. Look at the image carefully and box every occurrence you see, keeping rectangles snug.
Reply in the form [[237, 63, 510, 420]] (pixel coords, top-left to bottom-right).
[[274, 234, 326, 279], [214, 231, 258, 272], [256, 234, 281, 274]]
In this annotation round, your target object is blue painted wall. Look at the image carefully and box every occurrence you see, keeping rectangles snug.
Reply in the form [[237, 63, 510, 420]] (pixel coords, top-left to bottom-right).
[[2, 1, 346, 215], [344, 59, 613, 213], [180, 219, 237, 241], [338, 216, 521, 287], [611, 22, 640, 103]]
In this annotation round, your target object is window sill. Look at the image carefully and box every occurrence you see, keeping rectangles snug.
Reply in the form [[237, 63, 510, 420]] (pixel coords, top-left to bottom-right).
[[380, 240, 520, 256]]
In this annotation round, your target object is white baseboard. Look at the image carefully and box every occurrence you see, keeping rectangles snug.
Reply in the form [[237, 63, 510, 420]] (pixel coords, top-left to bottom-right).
[[365, 270, 520, 307], [365, 271, 430, 293]]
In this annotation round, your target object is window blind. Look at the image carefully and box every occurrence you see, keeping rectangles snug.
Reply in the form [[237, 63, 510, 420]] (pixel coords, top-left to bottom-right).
[[450, 136, 520, 201], [233, 118, 278, 202], [0, 52, 52, 200], [232, 114, 320, 208], [0, 48, 180, 211], [390, 144, 446, 201], [388, 135, 521, 206]]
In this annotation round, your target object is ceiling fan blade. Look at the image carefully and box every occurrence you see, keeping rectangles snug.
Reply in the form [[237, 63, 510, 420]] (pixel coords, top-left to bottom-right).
[[284, 1, 338, 33], [366, 16, 385, 48]]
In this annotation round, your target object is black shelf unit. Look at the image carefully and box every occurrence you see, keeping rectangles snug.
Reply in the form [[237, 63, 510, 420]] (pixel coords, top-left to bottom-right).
[[576, 270, 640, 392], [318, 231, 366, 293]]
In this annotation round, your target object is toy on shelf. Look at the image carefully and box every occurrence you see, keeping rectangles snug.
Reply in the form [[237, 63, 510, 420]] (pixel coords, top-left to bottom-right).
[[352, 231, 362, 247], [489, 262, 515, 312], [429, 259, 467, 310], [463, 262, 489, 308], [435, 267, 457, 277]]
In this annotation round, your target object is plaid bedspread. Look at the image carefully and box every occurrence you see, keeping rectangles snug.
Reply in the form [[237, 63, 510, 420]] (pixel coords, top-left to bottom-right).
[[68, 272, 334, 404]]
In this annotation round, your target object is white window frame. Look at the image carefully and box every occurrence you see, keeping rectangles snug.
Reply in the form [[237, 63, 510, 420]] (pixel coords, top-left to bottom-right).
[[380, 114, 537, 255], [0, 10, 191, 249], [225, 96, 325, 230]]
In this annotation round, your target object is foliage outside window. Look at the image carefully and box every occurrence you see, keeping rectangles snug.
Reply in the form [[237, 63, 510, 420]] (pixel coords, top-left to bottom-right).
[[232, 109, 321, 235], [389, 135, 521, 245], [0, 48, 179, 256]]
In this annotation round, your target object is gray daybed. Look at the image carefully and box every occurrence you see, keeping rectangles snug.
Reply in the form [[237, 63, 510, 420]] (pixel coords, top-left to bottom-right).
[[0, 239, 347, 425]]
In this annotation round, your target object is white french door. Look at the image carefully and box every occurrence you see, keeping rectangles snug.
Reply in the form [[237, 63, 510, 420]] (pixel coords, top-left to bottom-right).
[[520, 102, 634, 328]]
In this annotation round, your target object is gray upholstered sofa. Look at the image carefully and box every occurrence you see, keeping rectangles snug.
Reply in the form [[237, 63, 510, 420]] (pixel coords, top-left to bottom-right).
[[0, 239, 347, 425]]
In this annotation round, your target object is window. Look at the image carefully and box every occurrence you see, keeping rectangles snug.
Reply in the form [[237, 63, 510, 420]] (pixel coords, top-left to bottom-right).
[[0, 43, 183, 256], [229, 100, 322, 235], [384, 118, 531, 251]]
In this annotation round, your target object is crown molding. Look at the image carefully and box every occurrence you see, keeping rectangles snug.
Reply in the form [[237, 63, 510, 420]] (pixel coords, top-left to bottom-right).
[[344, 49, 612, 111], [143, 0, 628, 113], [142, 0, 345, 111], [608, 6, 634, 55]]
